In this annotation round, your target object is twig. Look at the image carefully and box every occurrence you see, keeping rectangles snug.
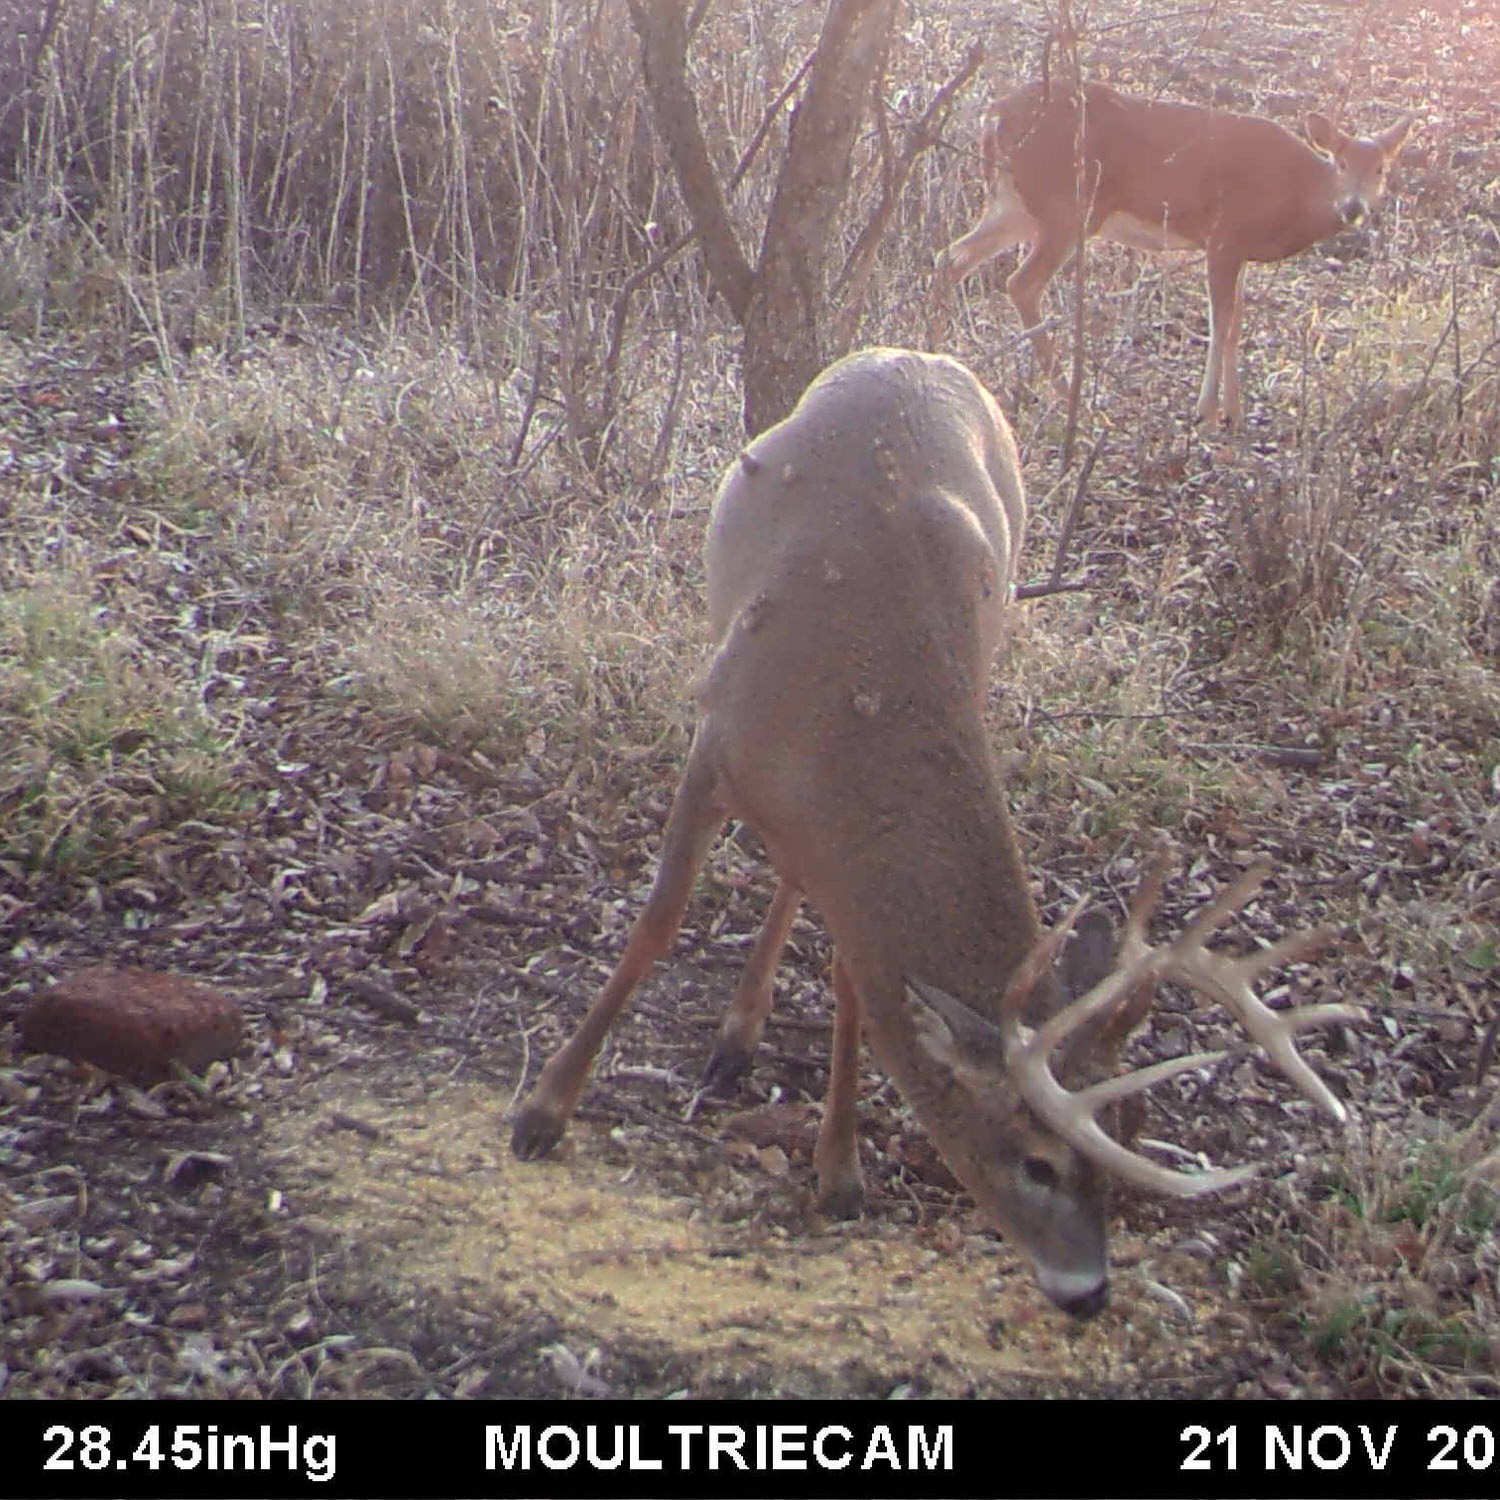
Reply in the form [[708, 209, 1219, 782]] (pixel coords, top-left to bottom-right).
[[1179, 742, 1327, 769], [341, 976, 422, 1026], [508, 333, 551, 471], [1047, 430, 1106, 590], [727, 50, 818, 198], [831, 40, 986, 347], [1059, 21, 1087, 469], [1015, 577, 1090, 600], [1475, 1009, 1500, 1088]]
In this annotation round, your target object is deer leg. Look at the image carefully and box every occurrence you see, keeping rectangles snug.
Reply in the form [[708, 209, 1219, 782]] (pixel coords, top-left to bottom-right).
[[1198, 251, 1246, 428], [511, 739, 727, 1160], [814, 954, 866, 1220], [933, 196, 1032, 296], [701, 878, 802, 1090], [1006, 228, 1074, 390], [928, 197, 1033, 348], [1219, 267, 1246, 430]]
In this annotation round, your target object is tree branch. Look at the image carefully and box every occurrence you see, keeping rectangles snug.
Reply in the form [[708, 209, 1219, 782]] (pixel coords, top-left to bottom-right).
[[830, 39, 987, 349], [740, 0, 900, 433], [627, 0, 755, 320]]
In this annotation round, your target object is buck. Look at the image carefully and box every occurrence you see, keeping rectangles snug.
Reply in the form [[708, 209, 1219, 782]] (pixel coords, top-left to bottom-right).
[[510, 347, 1357, 1318], [932, 81, 1412, 428]]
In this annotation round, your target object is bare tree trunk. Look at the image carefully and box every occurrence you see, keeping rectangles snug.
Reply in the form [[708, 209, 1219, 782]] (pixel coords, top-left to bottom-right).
[[626, 0, 754, 322], [740, 0, 898, 435], [628, 0, 903, 438]]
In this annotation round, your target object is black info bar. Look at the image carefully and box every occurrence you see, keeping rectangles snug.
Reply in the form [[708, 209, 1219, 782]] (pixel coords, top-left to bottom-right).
[[12, 1403, 1496, 1499]]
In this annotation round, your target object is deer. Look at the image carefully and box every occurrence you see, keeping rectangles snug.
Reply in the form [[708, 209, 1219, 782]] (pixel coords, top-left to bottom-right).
[[510, 346, 1359, 1319], [931, 80, 1413, 428]]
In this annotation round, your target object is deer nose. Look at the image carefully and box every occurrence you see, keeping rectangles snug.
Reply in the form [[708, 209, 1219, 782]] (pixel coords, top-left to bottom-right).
[[1039, 1267, 1110, 1320], [1338, 197, 1367, 225], [1057, 1279, 1109, 1321]]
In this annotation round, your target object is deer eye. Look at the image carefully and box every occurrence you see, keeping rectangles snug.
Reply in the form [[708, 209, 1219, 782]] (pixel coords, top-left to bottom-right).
[[1022, 1155, 1060, 1190]]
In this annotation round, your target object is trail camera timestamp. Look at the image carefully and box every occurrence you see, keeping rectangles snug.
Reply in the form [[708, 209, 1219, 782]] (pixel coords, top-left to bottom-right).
[[1181, 1421, 1495, 1479]]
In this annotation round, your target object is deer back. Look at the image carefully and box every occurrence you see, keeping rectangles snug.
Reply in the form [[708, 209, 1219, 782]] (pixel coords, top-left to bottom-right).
[[991, 81, 1407, 262], [698, 348, 1034, 955]]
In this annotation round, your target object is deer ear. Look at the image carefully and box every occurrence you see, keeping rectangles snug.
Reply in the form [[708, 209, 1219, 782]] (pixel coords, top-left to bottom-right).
[[1379, 115, 1413, 155], [1055, 908, 1116, 1000], [904, 978, 1008, 1069], [1052, 908, 1155, 1084], [1303, 113, 1338, 152]]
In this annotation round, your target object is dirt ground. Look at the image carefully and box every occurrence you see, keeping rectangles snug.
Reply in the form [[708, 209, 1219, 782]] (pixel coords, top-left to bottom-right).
[[0, 830, 1448, 1402], [3, 943, 1354, 1401]]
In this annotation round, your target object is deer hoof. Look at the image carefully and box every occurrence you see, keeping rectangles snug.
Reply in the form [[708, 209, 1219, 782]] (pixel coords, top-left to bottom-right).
[[700, 1041, 754, 1093], [510, 1105, 565, 1161], [816, 1178, 866, 1222]]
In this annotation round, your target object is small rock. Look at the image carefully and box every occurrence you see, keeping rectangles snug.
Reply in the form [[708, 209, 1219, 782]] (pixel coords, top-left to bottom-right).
[[20, 967, 244, 1084]]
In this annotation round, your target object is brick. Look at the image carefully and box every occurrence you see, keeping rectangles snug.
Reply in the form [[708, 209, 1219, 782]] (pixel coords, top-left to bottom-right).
[[20, 967, 245, 1083]]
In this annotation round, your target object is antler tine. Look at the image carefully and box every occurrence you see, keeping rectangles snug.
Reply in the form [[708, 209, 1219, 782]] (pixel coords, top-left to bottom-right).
[[1017, 1043, 1260, 1196], [1163, 930, 1361, 1124], [1118, 840, 1175, 959], [1140, 863, 1358, 1121], [1009, 855, 1357, 1192], [1226, 923, 1334, 984], [1019, 924, 1171, 1060], [1172, 857, 1275, 953], [1000, 893, 1089, 1016]]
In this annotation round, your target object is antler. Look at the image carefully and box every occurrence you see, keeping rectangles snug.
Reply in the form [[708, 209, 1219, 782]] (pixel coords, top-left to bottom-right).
[[1006, 846, 1361, 1197]]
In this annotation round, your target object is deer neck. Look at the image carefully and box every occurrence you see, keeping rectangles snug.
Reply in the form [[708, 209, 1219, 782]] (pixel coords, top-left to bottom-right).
[[783, 711, 1044, 1033], [1225, 138, 1356, 261], [1300, 151, 1358, 238], [810, 734, 1047, 1171]]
